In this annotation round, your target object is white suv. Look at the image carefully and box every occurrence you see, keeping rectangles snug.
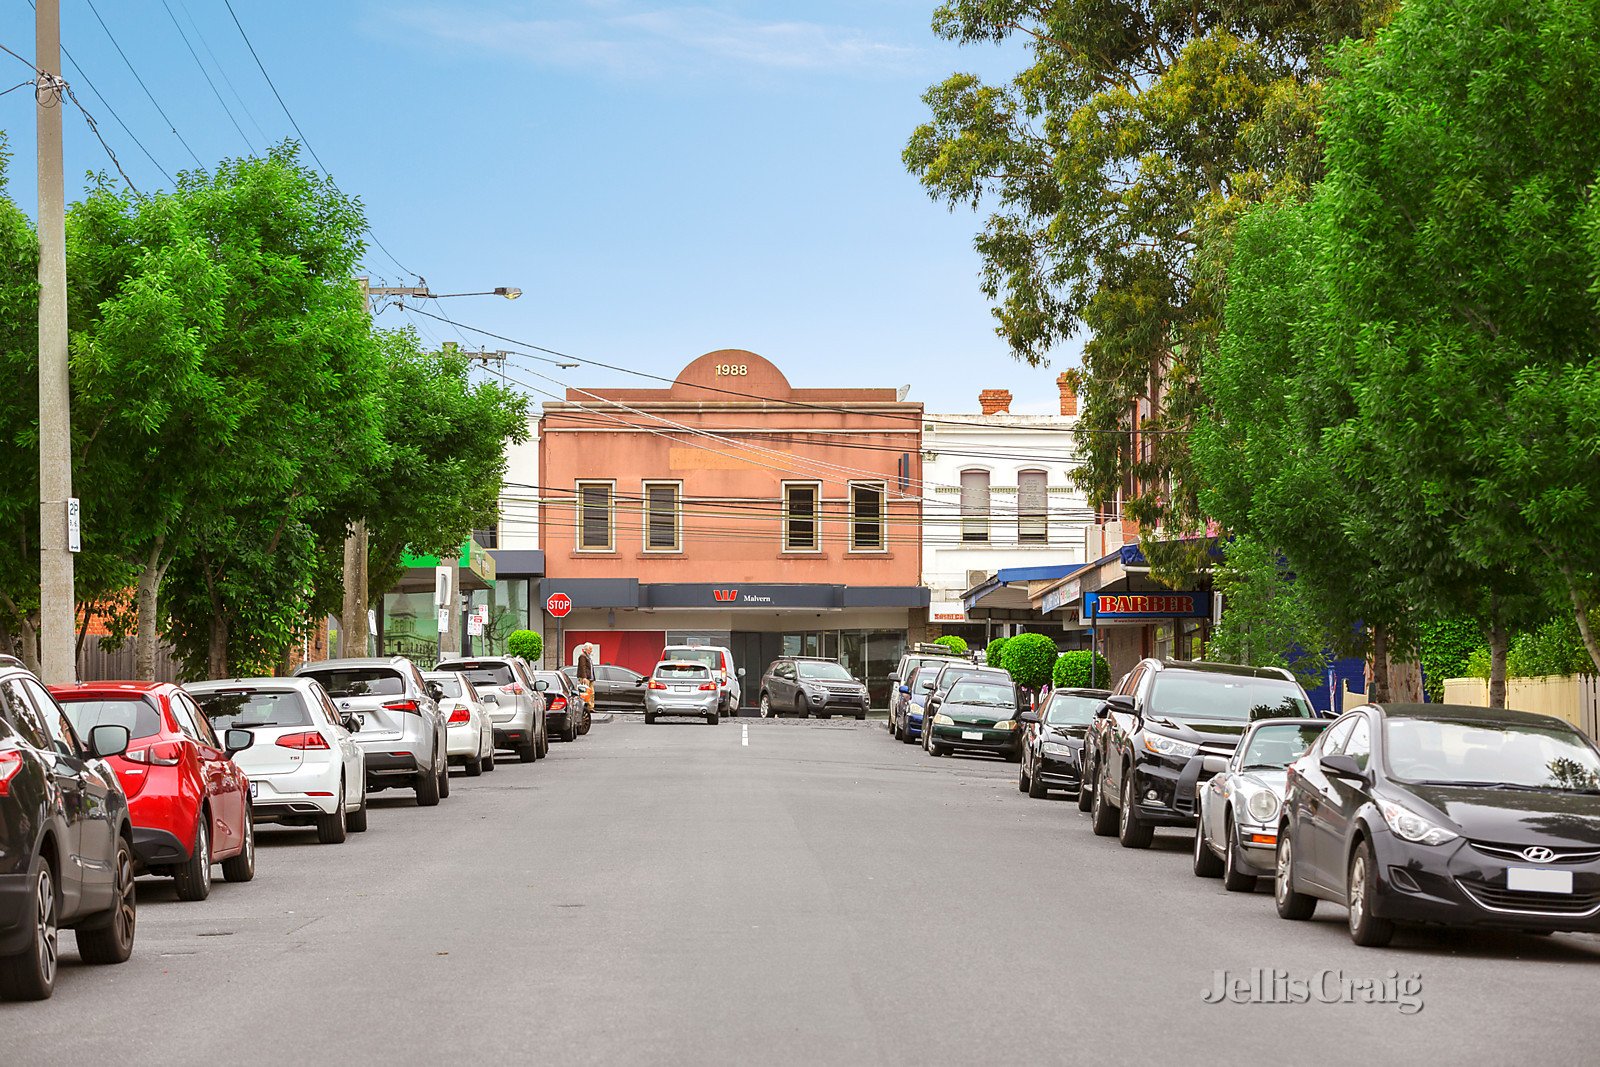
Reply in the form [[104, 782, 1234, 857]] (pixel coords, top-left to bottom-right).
[[659, 645, 742, 715]]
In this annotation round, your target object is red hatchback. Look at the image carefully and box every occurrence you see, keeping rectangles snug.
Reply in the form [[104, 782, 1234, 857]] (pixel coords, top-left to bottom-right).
[[50, 682, 255, 901]]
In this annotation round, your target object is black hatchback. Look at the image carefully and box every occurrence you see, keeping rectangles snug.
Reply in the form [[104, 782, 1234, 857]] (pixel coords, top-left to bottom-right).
[[0, 658, 138, 999], [1276, 702, 1600, 946]]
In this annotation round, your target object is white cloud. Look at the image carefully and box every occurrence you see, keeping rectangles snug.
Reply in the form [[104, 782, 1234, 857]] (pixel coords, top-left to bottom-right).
[[389, 3, 916, 77]]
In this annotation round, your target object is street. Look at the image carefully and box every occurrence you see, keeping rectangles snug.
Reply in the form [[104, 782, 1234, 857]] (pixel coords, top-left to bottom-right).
[[10, 717, 1600, 1064]]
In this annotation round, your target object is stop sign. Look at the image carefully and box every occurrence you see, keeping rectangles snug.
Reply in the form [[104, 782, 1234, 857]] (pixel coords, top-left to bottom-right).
[[545, 592, 573, 618]]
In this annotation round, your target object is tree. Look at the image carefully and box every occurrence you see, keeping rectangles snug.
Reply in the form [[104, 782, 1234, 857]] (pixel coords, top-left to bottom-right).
[[905, 1, 1389, 550], [984, 636, 1009, 668], [0, 137, 42, 669], [506, 629, 542, 663], [932, 634, 967, 656], [1204, 537, 1334, 688], [1002, 633, 1058, 690], [1053, 650, 1109, 690]]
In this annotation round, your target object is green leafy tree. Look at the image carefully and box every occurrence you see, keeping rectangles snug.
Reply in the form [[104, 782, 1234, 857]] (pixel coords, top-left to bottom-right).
[[506, 629, 542, 663], [1053, 650, 1110, 690], [932, 634, 967, 656], [1203, 537, 1334, 687], [1419, 620, 1485, 703], [984, 636, 1009, 668], [1002, 633, 1058, 690], [0, 137, 42, 669]]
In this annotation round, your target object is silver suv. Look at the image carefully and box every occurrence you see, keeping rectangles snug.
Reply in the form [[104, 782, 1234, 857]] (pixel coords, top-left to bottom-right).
[[294, 657, 449, 805], [435, 656, 548, 763]]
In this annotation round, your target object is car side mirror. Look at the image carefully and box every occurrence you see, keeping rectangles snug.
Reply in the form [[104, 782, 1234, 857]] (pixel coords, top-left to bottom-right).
[[1319, 754, 1368, 782], [425, 681, 445, 702], [1020, 711, 1041, 724], [899, 685, 911, 695], [482, 692, 500, 705], [1105, 695, 1135, 714], [224, 728, 254, 756], [534, 679, 549, 692], [87, 723, 130, 760], [736, 667, 746, 678], [339, 712, 359, 731], [634, 677, 646, 687]]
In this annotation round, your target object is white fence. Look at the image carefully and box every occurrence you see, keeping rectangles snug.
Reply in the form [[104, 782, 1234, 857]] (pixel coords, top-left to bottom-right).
[[1442, 675, 1600, 741]]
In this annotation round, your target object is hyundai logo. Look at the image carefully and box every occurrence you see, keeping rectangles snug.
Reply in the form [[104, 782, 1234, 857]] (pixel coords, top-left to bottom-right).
[[1521, 846, 1556, 863]]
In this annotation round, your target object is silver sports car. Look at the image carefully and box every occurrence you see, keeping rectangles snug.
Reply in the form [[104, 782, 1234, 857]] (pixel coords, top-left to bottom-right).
[[1194, 718, 1331, 891]]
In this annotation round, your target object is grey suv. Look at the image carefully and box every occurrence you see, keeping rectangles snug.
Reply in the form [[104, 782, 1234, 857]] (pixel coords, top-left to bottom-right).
[[758, 657, 870, 719], [294, 657, 449, 805], [435, 656, 549, 763]]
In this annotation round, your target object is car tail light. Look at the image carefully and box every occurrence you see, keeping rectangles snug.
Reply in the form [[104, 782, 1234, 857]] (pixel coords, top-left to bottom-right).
[[275, 731, 331, 750], [698, 682, 717, 691], [500, 684, 524, 696], [0, 750, 22, 796], [647, 681, 668, 691], [548, 696, 568, 712], [123, 741, 183, 766], [447, 707, 471, 725], [383, 699, 420, 713]]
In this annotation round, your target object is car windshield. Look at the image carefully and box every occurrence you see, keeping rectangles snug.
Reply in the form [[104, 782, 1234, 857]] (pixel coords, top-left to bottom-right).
[[425, 675, 465, 699], [796, 661, 852, 681], [1240, 723, 1328, 768], [657, 664, 710, 679], [1149, 673, 1313, 721], [947, 681, 1016, 708], [1044, 694, 1103, 725], [191, 690, 313, 729], [1385, 718, 1600, 791], [443, 663, 514, 688], [59, 697, 163, 741], [912, 671, 937, 693], [668, 649, 721, 671], [300, 668, 404, 698]]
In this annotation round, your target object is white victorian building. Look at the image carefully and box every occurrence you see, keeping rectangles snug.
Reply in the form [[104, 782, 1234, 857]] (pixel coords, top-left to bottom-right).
[[921, 375, 1093, 650]]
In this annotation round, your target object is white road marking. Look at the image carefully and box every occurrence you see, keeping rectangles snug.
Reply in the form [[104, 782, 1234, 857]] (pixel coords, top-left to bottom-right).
[[742, 723, 749, 747]]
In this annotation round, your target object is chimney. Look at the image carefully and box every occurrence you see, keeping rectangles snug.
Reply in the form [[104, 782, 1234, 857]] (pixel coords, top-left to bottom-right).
[[1056, 372, 1078, 416], [979, 389, 1012, 415]]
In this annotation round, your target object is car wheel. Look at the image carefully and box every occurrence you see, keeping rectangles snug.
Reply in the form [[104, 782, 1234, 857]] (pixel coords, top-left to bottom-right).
[[347, 793, 369, 834], [1221, 816, 1257, 892], [221, 809, 256, 882], [855, 710, 866, 721], [1117, 771, 1154, 849], [563, 719, 578, 743], [1274, 831, 1317, 920], [464, 756, 483, 777], [438, 755, 451, 799], [1090, 762, 1118, 836], [76, 836, 136, 965], [1018, 760, 1030, 793], [319, 783, 352, 842], [901, 722, 916, 745], [707, 711, 719, 726], [1027, 759, 1047, 799], [1192, 816, 1224, 878], [519, 732, 538, 761], [173, 812, 213, 901], [644, 712, 656, 724], [760, 693, 772, 718], [0, 857, 58, 1000], [537, 729, 550, 758], [1347, 838, 1396, 947], [483, 748, 496, 772], [415, 764, 441, 807], [1077, 759, 1094, 812]]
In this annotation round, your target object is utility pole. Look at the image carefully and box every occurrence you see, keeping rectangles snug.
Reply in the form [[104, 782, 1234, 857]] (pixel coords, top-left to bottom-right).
[[36, 0, 75, 685]]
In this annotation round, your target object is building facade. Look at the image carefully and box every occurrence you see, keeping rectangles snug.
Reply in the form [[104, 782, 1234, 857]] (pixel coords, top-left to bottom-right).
[[922, 375, 1094, 648], [537, 349, 928, 708]]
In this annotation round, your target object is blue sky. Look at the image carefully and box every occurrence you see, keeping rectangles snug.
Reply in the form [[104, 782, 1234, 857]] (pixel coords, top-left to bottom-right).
[[0, 2, 1079, 414]]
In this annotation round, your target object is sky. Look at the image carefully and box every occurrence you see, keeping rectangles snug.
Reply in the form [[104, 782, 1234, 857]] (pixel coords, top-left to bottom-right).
[[0, 1, 1080, 415]]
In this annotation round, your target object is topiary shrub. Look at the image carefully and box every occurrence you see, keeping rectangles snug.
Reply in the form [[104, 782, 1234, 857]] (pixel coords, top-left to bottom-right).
[[1001, 633, 1059, 690], [1053, 650, 1112, 689], [984, 636, 1010, 668], [933, 634, 968, 656], [506, 629, 543, 663]]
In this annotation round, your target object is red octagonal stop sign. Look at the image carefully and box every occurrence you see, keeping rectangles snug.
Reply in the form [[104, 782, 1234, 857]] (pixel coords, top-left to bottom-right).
[[545, 592, 573, 618]]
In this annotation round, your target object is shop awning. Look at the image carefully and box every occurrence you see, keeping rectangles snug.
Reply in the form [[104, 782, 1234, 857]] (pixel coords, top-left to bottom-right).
[[1029, 537, 1220, 623], [961, 562, 1086, 614]]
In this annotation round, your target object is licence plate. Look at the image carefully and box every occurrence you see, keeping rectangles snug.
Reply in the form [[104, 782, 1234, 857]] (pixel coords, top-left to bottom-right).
[[1507, 868, 1573, 894], [673, 685, 691, 693], [248, 780, 258, 799], [962, 731, 984, 740]]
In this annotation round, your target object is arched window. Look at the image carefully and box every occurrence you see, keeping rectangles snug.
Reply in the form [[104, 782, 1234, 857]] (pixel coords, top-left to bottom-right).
[[1017, 470, 1048, 543], [960, 470, 990, 543]]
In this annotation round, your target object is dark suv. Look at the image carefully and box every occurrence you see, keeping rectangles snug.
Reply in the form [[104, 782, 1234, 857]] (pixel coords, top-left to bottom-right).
[[0, 657, 138, 1000], [758, 658, 870, 719], [1085, 660, 1315, 849]]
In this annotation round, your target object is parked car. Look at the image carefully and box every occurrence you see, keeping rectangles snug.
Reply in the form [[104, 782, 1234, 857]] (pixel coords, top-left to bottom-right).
[[922, 675, 1023, 759], [1018, 687, 1110, 800], [0, 658, 137, 1000], [295, 657, 449, 805], [758, 657, 870, 719], [1086, 660, 1315, 849], [52, 682, 257, 900], [894, 665, 943, 743], [422, 671, 495, 777], [437, 656, 548, 762], [537, 670, 589, 741], [187, 678, 367, 844], [645, 662, 721, 725], [1194, 718, 1329, 890], [888, 645, 967, 736], [567, 664, 648, 712], [660, 644, 742, 715], [1276, 703, 1600, 947], [922, 663, 1011, 726]]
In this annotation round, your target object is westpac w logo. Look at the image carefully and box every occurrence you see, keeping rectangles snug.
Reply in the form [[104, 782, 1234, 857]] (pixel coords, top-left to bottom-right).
[[712, 588, 738, 602]]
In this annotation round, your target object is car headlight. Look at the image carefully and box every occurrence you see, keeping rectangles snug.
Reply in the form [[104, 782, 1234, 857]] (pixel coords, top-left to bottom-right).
[[1041, 741, 1074, 757], [1143, 734, 1199, 759], [932, 713, 954, 726], [1377, 797, 1458, 845], [1244, 789, 1280, 824], [991, 719, 1017, 731]]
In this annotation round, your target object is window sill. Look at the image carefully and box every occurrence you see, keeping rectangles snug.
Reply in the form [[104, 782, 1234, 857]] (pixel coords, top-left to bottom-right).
[[777, 550, 825, 558], [636, 550, 684, 558], [845, 549, 893, 557], [569, 551, 620, 559]]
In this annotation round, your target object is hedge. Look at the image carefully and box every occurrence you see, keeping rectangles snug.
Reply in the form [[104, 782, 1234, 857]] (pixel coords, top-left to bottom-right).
[[1053, 650, 1111, 689], [932, 634, 968, 656], [1001, 633, 1059, 689], [984, 636, 1010, 668], [507, 629, 543, 663]]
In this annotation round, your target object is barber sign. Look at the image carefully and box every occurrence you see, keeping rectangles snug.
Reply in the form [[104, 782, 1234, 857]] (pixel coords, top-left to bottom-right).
[[1085, 591, 1211, 620]]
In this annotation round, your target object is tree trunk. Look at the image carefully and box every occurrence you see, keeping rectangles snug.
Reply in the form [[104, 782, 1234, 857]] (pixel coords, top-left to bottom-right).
[[134, 535, 166, 681], [1561, 566, 1600, 676], [1369, 623, 1390, 702], [18, 613, 41, 676], [1487, 595, 1508, 709], [340, 520, 369, 659], [1386, 651, 1425, 704], [206, 617, 230, 679]]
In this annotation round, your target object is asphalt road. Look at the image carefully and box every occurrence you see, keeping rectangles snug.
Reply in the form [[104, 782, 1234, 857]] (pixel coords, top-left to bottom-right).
[[12, 716, 1600, 1064]]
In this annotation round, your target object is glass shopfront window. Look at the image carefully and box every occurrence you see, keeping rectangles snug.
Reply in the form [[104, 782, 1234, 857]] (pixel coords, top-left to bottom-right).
[[466, 579, 532, 657], [381, 590, 441, 662]]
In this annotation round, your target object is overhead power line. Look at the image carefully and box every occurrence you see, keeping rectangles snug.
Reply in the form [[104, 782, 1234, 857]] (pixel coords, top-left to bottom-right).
[[161, 0, 254, 153], [83, 0, 205, 168], [176, 0, 270, 144]]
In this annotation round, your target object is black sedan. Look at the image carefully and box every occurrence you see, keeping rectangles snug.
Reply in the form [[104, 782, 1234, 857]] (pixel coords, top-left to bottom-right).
[[1018, 688, 1109, 800], [1276, 702, 1600, 946]]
